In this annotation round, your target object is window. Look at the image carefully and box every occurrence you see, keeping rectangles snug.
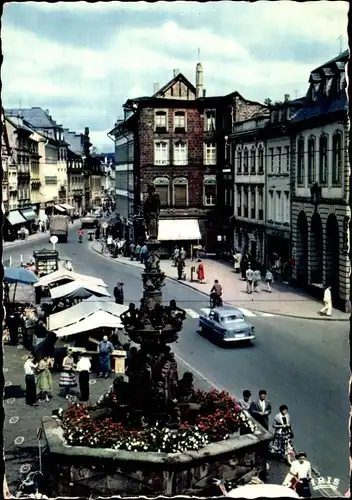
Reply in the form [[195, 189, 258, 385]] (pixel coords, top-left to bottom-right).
[[250, 187, 256, 219], [173, 177, 188, 207], [203, 175, 216, 206], [332, 131, 342, 185], [237, 187, 242, 216], [307, 136, 316, 184], [237, 149, 242, 174], [243, 149, 249, 174], [154, 177, 169, 207], [154, 141, 169, 165], [285, 146, 290, 172], [174, 111, 186, 132], [269, 148, 274, 173], [319, 135, 328, 184], [250, 148, 256, 174], [275, 192, 281, 222], [258, 188, 264, 220], [173, 141, 187, 165], [155, 111, 167, 131], [258, 147, 264, 174], [204, 142, 216, 165], [284, 191, 290, 223], [243, 188, 248, 218], [297, 137, 305, 185], [205, 110, 216, 131], [276, 146, 282, 173]]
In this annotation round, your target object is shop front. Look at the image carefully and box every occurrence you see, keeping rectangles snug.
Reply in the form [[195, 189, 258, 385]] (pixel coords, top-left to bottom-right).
[[265, 227, 291, 282], [233, 221, 266, 270], [4, 210, 27, 241], [157, 218, 202, 258], [19, 206, 37, 233]]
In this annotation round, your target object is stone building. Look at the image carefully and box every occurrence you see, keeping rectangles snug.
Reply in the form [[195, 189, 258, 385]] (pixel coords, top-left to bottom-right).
[[1, 110, 11, 214], [110, 64, 267, 253], [63, 129, 85, 214], [264, 96, 304, 278], [290, 50, 349, 312], [232, 114, 269, 266]]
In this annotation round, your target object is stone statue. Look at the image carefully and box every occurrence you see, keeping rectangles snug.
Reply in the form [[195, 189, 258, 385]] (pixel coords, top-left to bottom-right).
[[146, 252, 160, 272], [143, 182, 160, 240]]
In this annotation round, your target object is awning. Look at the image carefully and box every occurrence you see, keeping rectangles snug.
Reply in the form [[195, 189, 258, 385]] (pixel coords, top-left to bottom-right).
[[158, 219, 201, 241], [19, 208, 37, 221], [54, 205, 65, 212], [6, 210, 26, 226], [34, 269, 108, 288], [50, 280, 111, 301], [59, 203, 74, 211]]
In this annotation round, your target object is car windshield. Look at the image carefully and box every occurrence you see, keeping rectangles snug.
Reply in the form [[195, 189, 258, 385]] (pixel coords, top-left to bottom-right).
[[222, 314, 243, 322]]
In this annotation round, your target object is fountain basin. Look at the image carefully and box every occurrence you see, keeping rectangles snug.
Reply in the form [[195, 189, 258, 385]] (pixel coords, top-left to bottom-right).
[[41, 416, 272, 496]]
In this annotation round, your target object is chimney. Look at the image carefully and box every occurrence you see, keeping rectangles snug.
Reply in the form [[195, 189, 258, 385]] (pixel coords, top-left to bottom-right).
[[284, 94, 290, 102], [153, 82, 160, 94], [203, 89, 206, 98], [173, 69, 180, 77], [196, 62, 203, 99]]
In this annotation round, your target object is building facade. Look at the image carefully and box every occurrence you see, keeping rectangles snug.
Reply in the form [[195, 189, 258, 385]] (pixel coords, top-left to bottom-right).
[[290, 50, 349, 312], [1, 110, 11, 214], [264, 96, 303, 279], [63, 129, 85, 214], [232, 114, 269, 266]]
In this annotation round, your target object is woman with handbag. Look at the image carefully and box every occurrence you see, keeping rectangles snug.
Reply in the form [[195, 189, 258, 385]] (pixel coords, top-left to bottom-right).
[[37, 356, 54, 402], [269, 404, 295, 464]]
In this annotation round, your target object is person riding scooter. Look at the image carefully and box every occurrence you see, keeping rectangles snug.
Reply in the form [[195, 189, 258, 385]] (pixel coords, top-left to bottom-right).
[[210, 279, 223, 308], [78, 228, 84, 243]]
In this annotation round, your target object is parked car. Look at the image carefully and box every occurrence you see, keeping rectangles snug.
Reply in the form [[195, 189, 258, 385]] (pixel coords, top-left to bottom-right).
[[198, 306, 255, 345]]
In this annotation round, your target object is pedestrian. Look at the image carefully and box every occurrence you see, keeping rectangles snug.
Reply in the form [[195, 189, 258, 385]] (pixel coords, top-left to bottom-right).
[[177, 258, 185, 280], [249, 389, 272, 430], [98, 335, 114, 379], [173, 246, 180, 266], [246, 264, 254, 294], [180, 247, 186, 261], [59, 350, 77, 399], [113, 282, 124, 304], [234, 250, 242, 274], [76, 355, 91, 401], [238, 389, 252, 411], [140, 243, 148, 265], [210, 279, 223, 307], [265, 269, 273, 293], [24, 354, 38, 406], [196, 258, 205, 283], [107, 234, 113, 253], [283, 452, 312, 497], [320, 285, 332, 316], [65, 260, 73, 272], [135, 243, 141, 260], [270, 404, 294, 464], [37, 356, 53, 402], [6, 309, 20, 346], [129, 242, 136, 260], [253, 269, 262, 292]]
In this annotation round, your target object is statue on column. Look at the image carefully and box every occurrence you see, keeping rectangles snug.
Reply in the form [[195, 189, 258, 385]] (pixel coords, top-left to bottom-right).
[[143, 182, 160, 240]]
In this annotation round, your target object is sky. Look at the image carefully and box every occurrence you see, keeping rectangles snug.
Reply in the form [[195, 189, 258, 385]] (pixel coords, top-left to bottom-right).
[[2, 1, 349, 153]]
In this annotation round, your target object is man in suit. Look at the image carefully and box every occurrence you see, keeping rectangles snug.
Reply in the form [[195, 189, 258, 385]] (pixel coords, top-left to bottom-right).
[[249, 389, 272, 430]]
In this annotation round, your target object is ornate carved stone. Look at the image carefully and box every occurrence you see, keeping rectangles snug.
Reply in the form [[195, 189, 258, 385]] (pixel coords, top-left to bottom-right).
[[143, 182, 160, 240]]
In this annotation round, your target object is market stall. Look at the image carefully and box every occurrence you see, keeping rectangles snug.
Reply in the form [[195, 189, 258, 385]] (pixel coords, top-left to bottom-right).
[[50, 280, 111, 301], [34, 269, 108, 289], [33, 249, 59, 277]]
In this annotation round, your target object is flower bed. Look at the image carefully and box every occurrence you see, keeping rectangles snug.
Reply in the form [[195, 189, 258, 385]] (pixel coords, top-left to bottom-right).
[[60, 390, 257, 453]]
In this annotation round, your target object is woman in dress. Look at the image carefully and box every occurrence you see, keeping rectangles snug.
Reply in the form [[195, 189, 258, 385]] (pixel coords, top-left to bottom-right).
[[270, 404, 294, 464], [37, 356, 53, 402], [283, 452, 312, 498], [59, 350, 77, 398], [196, 259, 205, 284]]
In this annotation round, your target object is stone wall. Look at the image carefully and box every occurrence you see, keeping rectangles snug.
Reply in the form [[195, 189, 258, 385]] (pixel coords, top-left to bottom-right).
[[42, 416, 272, 497]]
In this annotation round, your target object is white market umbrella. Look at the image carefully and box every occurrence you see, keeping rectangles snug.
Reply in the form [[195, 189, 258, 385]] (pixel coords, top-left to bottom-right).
[[54, 309, 125, 336], [34, 269, 107, 288], [228, 484, 299, 499], [50, 280, 110, 301]]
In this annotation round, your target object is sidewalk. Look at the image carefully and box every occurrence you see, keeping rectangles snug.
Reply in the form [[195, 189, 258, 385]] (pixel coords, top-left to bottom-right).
[[91, 242, 349, 321]]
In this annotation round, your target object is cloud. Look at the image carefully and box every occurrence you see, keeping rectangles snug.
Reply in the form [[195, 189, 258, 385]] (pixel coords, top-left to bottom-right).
[[2, 1, 348, 151]]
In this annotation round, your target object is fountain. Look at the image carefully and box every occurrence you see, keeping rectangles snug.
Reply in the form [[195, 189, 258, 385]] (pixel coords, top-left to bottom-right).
[[41, 182, 272, 497]]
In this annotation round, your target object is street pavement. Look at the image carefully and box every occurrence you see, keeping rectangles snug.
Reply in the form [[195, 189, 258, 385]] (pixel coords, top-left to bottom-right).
[[3, 227, 350, 494]]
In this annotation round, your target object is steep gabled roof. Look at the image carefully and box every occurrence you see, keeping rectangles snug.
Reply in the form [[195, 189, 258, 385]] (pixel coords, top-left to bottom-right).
[[152, 72, 196, 98], [5, 107, 58, 128]]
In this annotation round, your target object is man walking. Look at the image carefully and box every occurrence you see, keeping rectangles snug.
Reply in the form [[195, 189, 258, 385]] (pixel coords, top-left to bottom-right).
[[140, 243, 148, 265], [113, 282, 124, 305], [249, 389, 272, 430], [246, 264, 254, 294], [24, 355, 38, 406], [129, 242, 136, 260], [98, 335, 114, 379], [76, 355, 91, 401], [320, 285, 332, 316], [265, 269, 273, 293]]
